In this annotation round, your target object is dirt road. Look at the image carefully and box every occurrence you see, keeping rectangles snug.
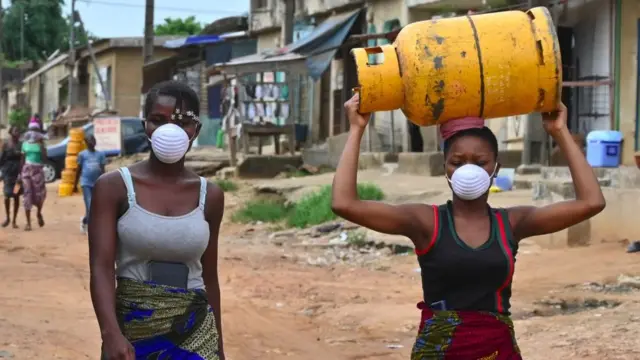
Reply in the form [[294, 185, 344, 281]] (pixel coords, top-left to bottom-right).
[[0, 182, 639, 359]]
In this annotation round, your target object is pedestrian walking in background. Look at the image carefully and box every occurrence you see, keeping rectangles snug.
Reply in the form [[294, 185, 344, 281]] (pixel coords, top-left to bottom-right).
[[89, 80, 225, 360], [21, 120, 48, 231], [332, 94, 606, 360], [74, 134, 106, 233], [0, 126, 23, 228], [22, 116, 47, 144]]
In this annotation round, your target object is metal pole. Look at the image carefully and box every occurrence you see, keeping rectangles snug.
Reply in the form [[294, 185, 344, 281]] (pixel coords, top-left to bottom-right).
[[143, 0, 154, 65], [20, 4, 23, 60], [0, 0, 4, 126], [521, 0, 537, 166], [390, 110, 396, 153], [19, 3, 23, 81], [68, 0, 76, 107], [365, 114, 371, 152], [307, 77, 314, 145], [283, 0, 295, 45], [77, 12, 109, 110]]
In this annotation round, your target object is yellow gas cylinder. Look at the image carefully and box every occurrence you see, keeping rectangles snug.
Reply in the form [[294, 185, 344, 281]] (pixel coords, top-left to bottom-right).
[[67, 141, 83, 156], [65, 155, 78, 170], [351, 6, 561, 126], [58, 183, 74, 197], [61, 169, 77, 184], [69, 127, 85, 142]]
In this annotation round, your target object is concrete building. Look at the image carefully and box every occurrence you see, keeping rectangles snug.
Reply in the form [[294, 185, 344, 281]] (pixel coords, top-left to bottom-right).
[[618, 0, 640, 166], [21, 53, 70, 126], [248, 0, 640, 169], [76, 37, 177, 117]]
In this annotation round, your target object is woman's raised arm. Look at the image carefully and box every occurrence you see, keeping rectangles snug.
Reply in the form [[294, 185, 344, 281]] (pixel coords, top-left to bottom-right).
[[331, 94, 432, 242], [509, 102, 606, 240]]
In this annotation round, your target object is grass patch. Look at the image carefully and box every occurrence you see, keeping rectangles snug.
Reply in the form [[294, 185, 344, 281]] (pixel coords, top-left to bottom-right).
[[287, 183, 384, 228], [346, 230, 368, 247], [231, 198, 290, 224], [232, 183, 385, 227], [214, 179, 238, 192], [282, 165, 334, 178]]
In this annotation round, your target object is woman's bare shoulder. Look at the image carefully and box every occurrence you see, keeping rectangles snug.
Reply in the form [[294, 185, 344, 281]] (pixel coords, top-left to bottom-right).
[[94, 169, 127, 197]]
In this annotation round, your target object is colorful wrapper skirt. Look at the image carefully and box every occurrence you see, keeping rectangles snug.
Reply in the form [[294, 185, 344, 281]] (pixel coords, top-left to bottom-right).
[[104, 278, 220, 360], [412, 301, 522, 360], [21, 163, 46, 210]]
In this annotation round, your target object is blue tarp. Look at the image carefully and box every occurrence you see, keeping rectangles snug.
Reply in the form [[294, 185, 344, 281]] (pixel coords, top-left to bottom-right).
[[164, 31, 248, 49], [267, 9, 362, 80], [164, 34, 223, 49], [212, 10, 362, 79]]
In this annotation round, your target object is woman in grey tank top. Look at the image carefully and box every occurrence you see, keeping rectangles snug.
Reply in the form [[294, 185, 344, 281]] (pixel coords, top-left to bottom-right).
[[88, 81, 225, 360]]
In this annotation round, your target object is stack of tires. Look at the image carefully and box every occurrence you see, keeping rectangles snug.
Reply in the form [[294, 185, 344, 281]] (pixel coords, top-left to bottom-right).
[[58, 127, 85, 197]]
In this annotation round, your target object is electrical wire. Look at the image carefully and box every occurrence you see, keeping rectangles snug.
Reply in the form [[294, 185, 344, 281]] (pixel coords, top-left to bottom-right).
[[75, 0, 245, 16]]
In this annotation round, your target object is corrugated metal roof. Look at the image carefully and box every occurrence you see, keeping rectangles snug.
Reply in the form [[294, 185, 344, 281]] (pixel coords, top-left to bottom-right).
[[94, 36, 183, 48], [22, 53, 69, 84]]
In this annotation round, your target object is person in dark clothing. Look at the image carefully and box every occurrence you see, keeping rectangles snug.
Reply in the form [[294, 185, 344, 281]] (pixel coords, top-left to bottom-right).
[[0, 126, 23, 228], [331, 94, 606, 359], [408, 121, 424, 152]]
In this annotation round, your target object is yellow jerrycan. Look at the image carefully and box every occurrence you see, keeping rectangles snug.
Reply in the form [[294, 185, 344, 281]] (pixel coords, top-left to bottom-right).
[[351, 6, 562, 126]]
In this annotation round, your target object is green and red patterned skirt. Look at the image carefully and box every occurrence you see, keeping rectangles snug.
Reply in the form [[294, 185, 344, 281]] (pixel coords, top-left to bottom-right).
[[411, 302, 522, 360]]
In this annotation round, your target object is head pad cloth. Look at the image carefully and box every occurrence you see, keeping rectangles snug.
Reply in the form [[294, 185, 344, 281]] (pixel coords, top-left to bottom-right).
[[439, 117, 485, 141]]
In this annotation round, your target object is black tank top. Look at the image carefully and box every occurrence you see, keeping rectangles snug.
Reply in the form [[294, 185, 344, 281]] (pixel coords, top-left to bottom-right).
[[417, 201, 518, 314]]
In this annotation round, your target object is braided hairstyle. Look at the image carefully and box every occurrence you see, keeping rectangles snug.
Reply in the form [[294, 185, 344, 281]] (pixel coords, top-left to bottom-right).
[[144, 80, 200, 119]]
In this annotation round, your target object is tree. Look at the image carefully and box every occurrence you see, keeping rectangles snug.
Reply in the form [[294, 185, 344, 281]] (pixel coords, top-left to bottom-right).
[[1, 0, 67, 62], [61, 15, 97, 52], [154, 16, 202, 36], [8, 106, 30, 129]]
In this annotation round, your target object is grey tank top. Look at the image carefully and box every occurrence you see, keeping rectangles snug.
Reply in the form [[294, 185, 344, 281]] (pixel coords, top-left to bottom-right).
[[115, 167, 210, 289]]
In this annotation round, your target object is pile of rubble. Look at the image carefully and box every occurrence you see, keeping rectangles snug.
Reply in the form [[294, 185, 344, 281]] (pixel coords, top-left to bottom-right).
[[270, 221, 413, 268]]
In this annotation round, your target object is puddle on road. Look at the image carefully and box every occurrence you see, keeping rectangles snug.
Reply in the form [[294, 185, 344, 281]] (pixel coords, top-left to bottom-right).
[[565, 276, 640, 294], [516, 297, 623, 320]]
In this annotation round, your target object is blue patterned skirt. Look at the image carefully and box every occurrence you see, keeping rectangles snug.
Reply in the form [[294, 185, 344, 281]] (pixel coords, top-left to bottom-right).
[[104, 278, 220, 360]]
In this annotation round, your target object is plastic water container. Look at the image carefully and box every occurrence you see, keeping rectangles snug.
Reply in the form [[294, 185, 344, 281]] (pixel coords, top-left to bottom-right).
[[494, 168, 516, 191], [586, 130, 623, 167]]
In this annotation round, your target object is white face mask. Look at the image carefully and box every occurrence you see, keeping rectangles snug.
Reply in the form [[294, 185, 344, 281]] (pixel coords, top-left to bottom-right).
[[149, 123, 190, 164], [446, 163, 497, 201]]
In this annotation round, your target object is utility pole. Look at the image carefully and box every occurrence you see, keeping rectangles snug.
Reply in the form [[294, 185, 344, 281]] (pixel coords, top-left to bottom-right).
[[521, 0, 540, 167], [0, 0, 4, 126], [77, 11, 109, 110], [282, 0, 295, 45], [20, 4, 23, 60], [19, 2, 23, 79], [68, 0, 76, 108], [143, 0, 154, 65]]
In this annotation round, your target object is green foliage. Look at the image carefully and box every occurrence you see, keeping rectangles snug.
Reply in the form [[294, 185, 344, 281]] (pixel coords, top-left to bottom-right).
[[287, 183, 384, 228], [232, 183, 385, 228], [346, 230, 368, 248], [214, 179, 238, 192], [0, 1, 94, 63], [154, 16, 202, 36], [8, 107, 30, 129], [2, 0, 66, 62], [231, 198, 290, 224]]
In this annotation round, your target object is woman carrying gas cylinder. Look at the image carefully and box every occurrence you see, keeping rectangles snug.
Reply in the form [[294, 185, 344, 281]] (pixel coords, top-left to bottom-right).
[[331, 93, 605, 360]]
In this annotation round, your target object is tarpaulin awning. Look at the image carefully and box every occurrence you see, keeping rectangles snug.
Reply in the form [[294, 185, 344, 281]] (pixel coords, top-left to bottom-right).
[[164, 31, 248, 49], [210, 9, 363, 80]]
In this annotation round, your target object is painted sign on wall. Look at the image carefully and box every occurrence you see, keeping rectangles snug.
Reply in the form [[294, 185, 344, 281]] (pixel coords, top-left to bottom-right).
[[94, 117, 122, 153]]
